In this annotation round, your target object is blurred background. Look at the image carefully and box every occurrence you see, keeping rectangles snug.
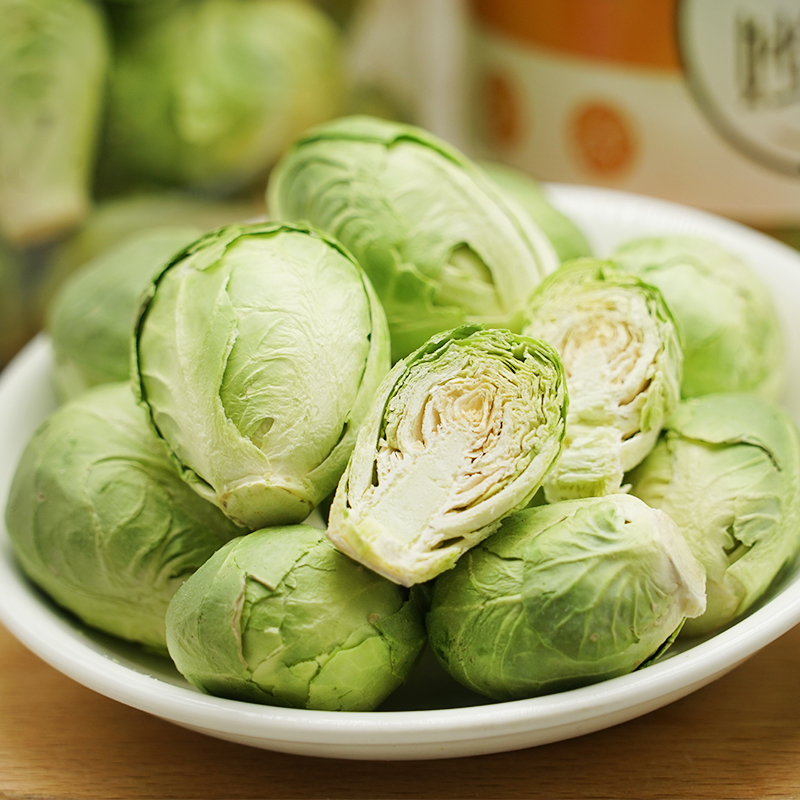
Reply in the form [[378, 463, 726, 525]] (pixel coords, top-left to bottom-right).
[[2, 0, 800, 370]]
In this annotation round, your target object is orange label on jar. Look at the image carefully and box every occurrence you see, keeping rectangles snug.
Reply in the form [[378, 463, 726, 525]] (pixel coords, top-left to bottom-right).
[[469, 0, 681, 71]]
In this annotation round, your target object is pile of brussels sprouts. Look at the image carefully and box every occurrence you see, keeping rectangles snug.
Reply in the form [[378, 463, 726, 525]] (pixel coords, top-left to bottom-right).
[[6, 115, 800, 712]]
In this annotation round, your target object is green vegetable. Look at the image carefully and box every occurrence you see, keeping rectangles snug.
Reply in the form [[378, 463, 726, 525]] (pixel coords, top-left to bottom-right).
[[326, 324, 568, 586], [166, 525, 427, 711], [427, 493, 706, 700], [479, 161, 593, 262], [0, 0, 109, 245], [4, 382, 242, 652], [134, 221, 390, 530], [47, 226, 202, 401], [628, 392, 800, 637], [268, 115, 560, 361], [522, 258, 682, 501], [104, 0, 344, 191], [613, 234, 784, 400]]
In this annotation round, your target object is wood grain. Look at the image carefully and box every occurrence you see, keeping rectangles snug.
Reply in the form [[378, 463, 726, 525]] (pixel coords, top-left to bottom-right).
[[2, 619, 800, 800]]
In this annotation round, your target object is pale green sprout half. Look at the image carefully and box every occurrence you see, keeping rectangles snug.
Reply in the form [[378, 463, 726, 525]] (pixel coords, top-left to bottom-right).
[[628, 392, 800, 637], [326, 324, 568, 586], [105, 0, 344, 191], [4, 383, 242, 652], [0, 0, 109, 245], [479, 161, 593, 263], [522, 259, 682, 502], [166, 525, 427, 711], [134, 222, 390, 530], [426, 493, 706, 701], [268, 115, 560, 362], [47, 226, 202, 401], [612, 234, 784, 400]]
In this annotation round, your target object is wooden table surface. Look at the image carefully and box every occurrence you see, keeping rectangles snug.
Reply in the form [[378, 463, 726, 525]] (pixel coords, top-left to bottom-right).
[[3, 620, 800, 800]]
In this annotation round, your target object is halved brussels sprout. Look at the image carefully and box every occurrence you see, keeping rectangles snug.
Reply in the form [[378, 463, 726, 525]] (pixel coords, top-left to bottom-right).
[[327, 324, 568, 586], [104, 0, 344, 191], [479, 161, 592, 262], [0, 0, 109, 245], [4, 382, 242, 652], [268, 115, 560, 361], [522, 258, 682, 501], [628, 392, 800, 637], [427, 493, 706, 700], [134, 221, 390, 530], [612, 234, 784, 400], [47, 226, 202, 401], [166, 525, 427, 711]]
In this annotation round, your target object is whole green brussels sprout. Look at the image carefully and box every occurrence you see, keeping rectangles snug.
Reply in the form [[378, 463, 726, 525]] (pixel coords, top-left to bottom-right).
[[0, 0, 109, 245], [628, 393, 800, 637], [4, 382, 242, 652], [522, 258, 683, 502], [103, 0, 344, 191], [166, 525, 427, 711], [612, 235, 784, 400], [327, 324, 568, 586], [426, 493, 706, 700], [268, 115, 560, 361], [479, 161, 592, 263], [134, 221, 391, 530], [47, 226, 202, 401]]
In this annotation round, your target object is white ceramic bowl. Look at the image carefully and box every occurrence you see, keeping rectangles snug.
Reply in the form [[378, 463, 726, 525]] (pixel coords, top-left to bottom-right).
[[2, 185, 800, 761]]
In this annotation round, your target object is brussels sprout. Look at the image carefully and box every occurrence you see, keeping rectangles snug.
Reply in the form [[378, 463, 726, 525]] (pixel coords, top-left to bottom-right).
[[104, 0, 344, 191], [47, 226, 202, 401], [479, 161, 593, 262], [522, 259, 682, 502], [426, 493, 706, 700], [268, 115, 560, 361], [166, 525, 427, 711], [613, 235, 784, 400], [326, 324, 568, 586], [134, 221, 390, 530], [628, 393, 800, 637], [4, 382, 242, 652], [0, 0, 109, 245]]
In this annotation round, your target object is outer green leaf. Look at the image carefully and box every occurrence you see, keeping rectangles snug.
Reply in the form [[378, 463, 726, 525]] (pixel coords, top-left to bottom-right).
[[628, 392, 800, 637], [522, 258, 682, 501], [327, 324, 568, 586], [268, 115, 560, 361], [479, 161, 592, 262], [4, 382, 241, 652], [426, 493, 706, 700], [166, 525, 427, 711], [134, 221, 391, 530]]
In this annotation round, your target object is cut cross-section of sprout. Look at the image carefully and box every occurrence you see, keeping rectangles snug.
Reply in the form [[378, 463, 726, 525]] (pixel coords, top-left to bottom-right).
[[327, 324, 568, 586], [522, 259, 682, 502]]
